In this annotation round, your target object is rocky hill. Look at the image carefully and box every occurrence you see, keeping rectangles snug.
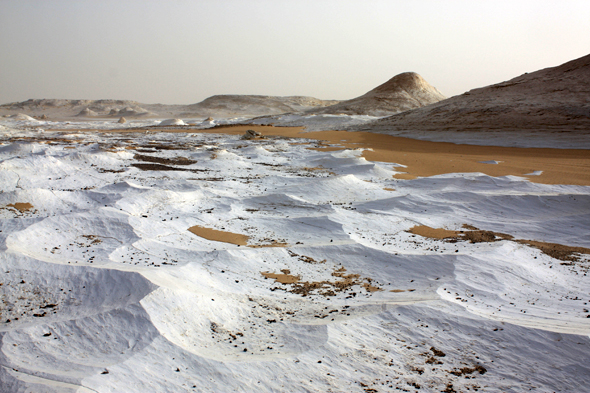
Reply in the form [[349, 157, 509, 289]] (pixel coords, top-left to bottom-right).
[[309, 72, 446, 116], [179, 95, 340, 118], [0, 99, 159, 119], [360, 54, 590, 132]]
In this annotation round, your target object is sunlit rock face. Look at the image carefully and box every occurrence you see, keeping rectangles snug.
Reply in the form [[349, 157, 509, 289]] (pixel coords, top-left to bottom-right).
[[364, 53, 590, 133]]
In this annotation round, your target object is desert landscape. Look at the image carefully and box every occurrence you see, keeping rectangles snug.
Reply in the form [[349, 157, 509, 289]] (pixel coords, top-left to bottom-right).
[[1, 48, 590, 393]]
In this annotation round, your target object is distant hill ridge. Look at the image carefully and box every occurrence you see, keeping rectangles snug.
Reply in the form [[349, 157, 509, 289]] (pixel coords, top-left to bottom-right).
[[180, 95, 341, 117], [4, 99, 141, 109], [0, 73, 447, 119], [0, 96, 341, 119]]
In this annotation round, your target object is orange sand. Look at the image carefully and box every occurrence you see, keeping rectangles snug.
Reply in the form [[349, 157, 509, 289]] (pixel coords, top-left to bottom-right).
[[408, 225, 459, 239], [6, 203, 34, 213], [187, 225, 288, 248], [188, 225, 249, 246]]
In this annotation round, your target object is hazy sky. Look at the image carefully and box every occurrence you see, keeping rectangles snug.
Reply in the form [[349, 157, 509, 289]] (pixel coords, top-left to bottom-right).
[[1, 0, 589, 105]]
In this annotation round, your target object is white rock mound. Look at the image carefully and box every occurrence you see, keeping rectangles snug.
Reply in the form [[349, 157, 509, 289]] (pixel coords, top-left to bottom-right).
[[8, 113, 39, 121], [108, 106, 155, 117], [76, 107, 99, 117], [197, 117, 216, 128], [159, 118, 186, 126]]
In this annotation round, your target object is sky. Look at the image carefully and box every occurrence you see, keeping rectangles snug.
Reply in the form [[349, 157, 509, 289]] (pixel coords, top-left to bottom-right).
[[1, 0, 589, 105]]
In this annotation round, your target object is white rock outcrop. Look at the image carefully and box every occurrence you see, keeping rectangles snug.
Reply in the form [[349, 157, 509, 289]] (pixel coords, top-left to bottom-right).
[[159, 118, 186, 126]]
